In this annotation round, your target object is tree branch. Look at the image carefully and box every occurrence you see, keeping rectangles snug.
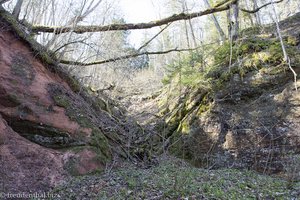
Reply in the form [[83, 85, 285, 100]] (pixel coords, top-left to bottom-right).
[[59, 47, 200, 66], [31, 0, 237, 34], [137, 23, 171, 51], [52, 39, 87, 54], [240, 0, 283, 14], [214, 0, 233, 8], [0, 0, 11, 5]]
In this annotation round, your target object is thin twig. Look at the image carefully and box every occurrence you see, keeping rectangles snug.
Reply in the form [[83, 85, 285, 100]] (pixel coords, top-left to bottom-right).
[[271, 0, 297, 91], [240, 0, 284, 13], [137, 23, 172, 51]]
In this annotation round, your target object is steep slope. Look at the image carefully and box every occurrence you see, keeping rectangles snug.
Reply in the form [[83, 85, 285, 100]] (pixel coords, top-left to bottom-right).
[[158, 13, 300, 175], [0, 10, 143, 193]]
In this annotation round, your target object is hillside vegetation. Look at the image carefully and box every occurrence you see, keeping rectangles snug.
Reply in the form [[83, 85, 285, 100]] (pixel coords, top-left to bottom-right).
[[156, 13, 300, 173]]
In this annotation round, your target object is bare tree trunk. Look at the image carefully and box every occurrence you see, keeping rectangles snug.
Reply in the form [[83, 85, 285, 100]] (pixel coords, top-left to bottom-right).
[[203, 0, 226, 43], [226, 9, 232, 39], [59, 47, 200, 66], [184, 1, 197, 47], [183, 14, 191, 48], [253, 0, 262, 25], [31, 0, 283, 36], [227, 2, 239, 41], [188, 19, 197, 47], [244, 0, 254, 26], [12, 0, 23, 19], [231, 2, 239, 41]]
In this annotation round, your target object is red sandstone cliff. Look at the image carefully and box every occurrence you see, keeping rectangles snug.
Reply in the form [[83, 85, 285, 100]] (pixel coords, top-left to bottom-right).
[[0, 10, 138, 193]]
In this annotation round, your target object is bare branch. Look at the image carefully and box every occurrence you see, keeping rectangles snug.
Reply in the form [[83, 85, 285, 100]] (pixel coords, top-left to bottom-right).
[[68, 0, 102, 25], [52, 39, 88, 54], [137, 23, 172, 51], [59, 47, 201, 66], [240, 0, 284, 14], [31, 0, 238, 34], [0, 0, 11, 5], [214, 0, 233, 8]]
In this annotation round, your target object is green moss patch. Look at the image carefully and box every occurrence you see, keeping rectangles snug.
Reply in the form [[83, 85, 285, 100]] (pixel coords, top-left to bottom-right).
[[63, 156, 81, 176], [0, 92, 21, 107], [10, 53, 35, 85], [52, 95, 70, 108]]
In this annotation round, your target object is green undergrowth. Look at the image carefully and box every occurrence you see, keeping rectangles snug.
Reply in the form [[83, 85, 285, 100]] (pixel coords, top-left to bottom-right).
[[206, 37, 299, 90], [113, 162, 299, 199], [162, 52, 206, 88], [51, 158, 300, 199], [163, 36, 299, 91]]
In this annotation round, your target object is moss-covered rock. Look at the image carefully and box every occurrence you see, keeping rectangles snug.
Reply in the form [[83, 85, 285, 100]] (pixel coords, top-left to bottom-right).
[[10, 53, 36, 85], [159, 15, 300, 171], [0, 91, 21, 107], [47, 83, 111, 161]]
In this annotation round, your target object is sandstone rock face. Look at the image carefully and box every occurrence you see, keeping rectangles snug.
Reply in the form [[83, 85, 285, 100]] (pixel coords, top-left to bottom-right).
[[0, 115, 66, 193], [0, 13, 131, 193]]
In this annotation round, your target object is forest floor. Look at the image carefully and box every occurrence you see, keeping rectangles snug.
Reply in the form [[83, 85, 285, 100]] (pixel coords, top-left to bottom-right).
[[52, 155, 300, 199]]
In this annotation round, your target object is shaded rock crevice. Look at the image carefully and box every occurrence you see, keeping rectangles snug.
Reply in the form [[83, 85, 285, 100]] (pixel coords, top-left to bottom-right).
[[1, 113, 86, 148]]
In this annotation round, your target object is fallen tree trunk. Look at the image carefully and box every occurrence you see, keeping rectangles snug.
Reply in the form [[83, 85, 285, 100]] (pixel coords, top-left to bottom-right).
[[32, 0, 237, 34], [30, 0, 284, 35]]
